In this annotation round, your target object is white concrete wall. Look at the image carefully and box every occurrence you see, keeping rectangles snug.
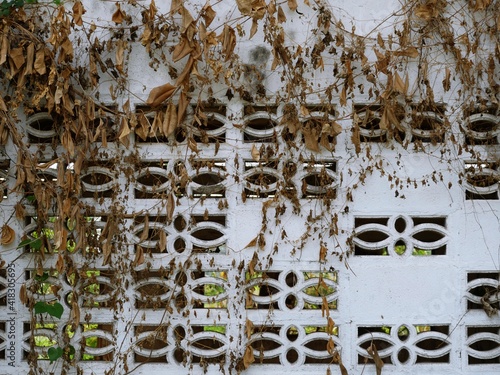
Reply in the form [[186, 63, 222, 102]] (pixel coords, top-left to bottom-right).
[[0, 0, 498, 374]]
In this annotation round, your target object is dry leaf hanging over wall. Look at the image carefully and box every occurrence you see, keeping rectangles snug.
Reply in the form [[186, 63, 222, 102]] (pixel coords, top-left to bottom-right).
[[242, 345, 255, 369], [0, 224, 14, 245], [112, 3, 126, 24], [72, 1, 86, 26], [278, 6, 287, 23], [236, 0, 254, 16], [288, 0, 298, 11], [163, 103, 178, 137], [251, 144, 260, 161], [367, 344, 384, 375], [146, 83, 176, 107], [220, 25, 236, 61], [202, 4, 216, 27], [393, 46, 419, 58]]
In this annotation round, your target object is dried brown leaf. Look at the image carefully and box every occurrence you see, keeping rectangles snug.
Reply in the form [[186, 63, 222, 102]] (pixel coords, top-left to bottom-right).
[[248, 251, 258, 275], [172, 37, 193, 62], [414, 4, 432, 20], [71, 299, 80, 331], [152, 111, 163, 135], [299, 105, 309, 117], [321, 295, 330, 317], [251, 144, 260, 161], [480, 289, 498, 317], [202, 4, 216, 27], [115, 40, 125, 73], [0, 96, 7, 112], [380, 107, 389, 130], [245, 236, 258, 249], [140, 215, 149, 242], [118, 116, 130, 146], [442, 67, 451, 91], [374, 48, 389, 74], [367, 344, 384, 375], [72, 1, 86, 26], [385, 106, 400, 130], [303, 121, 320, 152], [56, 253, 65, 273], [0, 119, 6, 143], [54, 222, 67, 250], [136, 112, 150, 141], [34, 48, 46, 75], [377, 33, 384, 48], [14, 202, 25, 219], [0, 224, 15, 245], [61, 131, 75, 156], [393, 71, 406, 94], [320, 243, 327, 262], [288, 0, 298, 11], [327, 317, 335, 335], [112, 3, 126, 24], [25, 43, 34, 75], [268, 0, 276, 14], [0, 32, 8, 66], [159, 230, 167, 252], [134, 246, 145, 266], [170, 0, 182, 14], [277, 6, 286, 23], [175, 56, 194, 86], [474, 0, 492, 10], [10, 48, 25, 70], [167, 192, 175, 222], [327, 337, 335, 355], [245, 319, 253, 339], [340, 86, 347, 106], [220, 25, 236, 61], [351, 124, 360, 154], [331, 121, 342, 136], [339, 360, 348, 375], [163, 103, 178, 137], [243, 345, 255, 369], [178, 91, 189, 125], [102, 242, 112, 266], [146, 83, 176, 107], [250, 19, 258, 39], [236, 0, 253, 15], [180, 6, 194, 33], [19, 284, 27, 305], [188, 137, 199, 153], [393, 46, 419, 58]]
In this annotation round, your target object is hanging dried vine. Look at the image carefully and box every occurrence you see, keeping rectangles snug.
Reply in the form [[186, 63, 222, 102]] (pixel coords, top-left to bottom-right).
[[0, 0, 498, 374]]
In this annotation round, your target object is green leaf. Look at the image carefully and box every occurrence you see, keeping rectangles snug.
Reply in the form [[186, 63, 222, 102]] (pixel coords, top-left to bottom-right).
[[67, 345, 75, 356], [34, 301, 64, 319], [35, 272, 49, 282], [46, 302, 64, 319], [34, 301, 48, 314], [17, 239, 32, 248], [17, 238, 43, 250], [30, 238, 43, 250], [48, 346, 63, 363]]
